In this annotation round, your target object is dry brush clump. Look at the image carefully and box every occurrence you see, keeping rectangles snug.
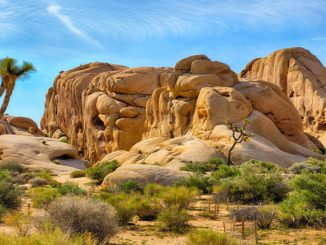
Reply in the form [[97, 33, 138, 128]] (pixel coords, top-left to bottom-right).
[[46, 196, 117, 243]]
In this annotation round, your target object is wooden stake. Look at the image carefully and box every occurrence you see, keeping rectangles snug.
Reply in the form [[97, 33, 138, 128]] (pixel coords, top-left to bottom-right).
[[208, 199, 211, 212], [226, 197, 229, 211], [241, 220, 245, 240], [223, 220, 226, 237], [254, 221, 258, 245], [232, 219, 236, 236]]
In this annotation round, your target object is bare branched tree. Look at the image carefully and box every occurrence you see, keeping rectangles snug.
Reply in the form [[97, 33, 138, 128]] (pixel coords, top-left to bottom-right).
[[226, 119, 253, 165]]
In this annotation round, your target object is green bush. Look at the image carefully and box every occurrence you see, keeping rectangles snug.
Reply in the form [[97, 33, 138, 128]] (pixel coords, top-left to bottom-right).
[[180, 158, 226, 174], [29, 177, 49, 187], [215, 160, 288, 204], [30, 187, 61, 208], [86, 161, 118, 184], [156, 207, 190, 233], [57, 182, 86, 196], [47, 196, 117, 243], [158, 186, 198, 210], [0, 204, 7, 219], [0, 161, 26, 174], [178, 174, 215, 194], [280, 173, 326, 228], [31, 170, 58, 187], [0, 228, 97, 245], [119, 180, 143, 193], [212, 164, 240, 181], [186, 229, 237, 245], [0, 174, 23, 209], [70, 170, 86, 178], [289, 162, 321, 174]]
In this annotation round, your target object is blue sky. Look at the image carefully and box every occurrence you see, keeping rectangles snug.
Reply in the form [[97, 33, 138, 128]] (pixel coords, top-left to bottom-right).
[[0, 0, 326, 124]]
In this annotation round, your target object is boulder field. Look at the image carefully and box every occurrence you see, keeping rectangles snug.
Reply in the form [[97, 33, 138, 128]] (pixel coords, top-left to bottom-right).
[[3, 47, 323, 187]]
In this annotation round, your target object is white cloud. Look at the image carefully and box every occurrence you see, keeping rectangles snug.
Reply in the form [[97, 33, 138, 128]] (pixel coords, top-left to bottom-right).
[[46, 4, 101, 47], [310, 37, 326, 41]]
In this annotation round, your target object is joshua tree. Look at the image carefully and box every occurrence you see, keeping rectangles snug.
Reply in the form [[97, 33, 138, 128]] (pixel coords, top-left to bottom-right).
[[226, 119, 253, 165], [0, 57, 35, 118]]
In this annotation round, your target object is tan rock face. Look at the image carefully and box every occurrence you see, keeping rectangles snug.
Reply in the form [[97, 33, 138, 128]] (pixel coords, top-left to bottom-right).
[[41, 63, 170, 163], [240, 47, 326, 147], [0, 134, 85, 175], [42, 52, 323, 176], [0, 115, 42, 136]]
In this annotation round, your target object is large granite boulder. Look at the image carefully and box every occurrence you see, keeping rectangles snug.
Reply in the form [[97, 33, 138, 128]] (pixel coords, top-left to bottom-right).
[[240, 47, 326, 147]]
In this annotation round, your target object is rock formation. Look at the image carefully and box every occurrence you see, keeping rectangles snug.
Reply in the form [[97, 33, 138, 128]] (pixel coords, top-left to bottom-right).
[[41, 50, 325, 186], [240, 47, 326, 147], [0, 115, 42, 136]]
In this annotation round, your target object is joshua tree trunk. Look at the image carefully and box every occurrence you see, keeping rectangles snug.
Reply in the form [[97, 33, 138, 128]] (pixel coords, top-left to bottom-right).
[[0, 81, 5, 97], [0, 79, 15, 119]]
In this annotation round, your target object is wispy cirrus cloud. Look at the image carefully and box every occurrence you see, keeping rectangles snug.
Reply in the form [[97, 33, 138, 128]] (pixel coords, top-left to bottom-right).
[[0, 0, 325, 43], [310, 37, 326, 41], [46, 4, 102, 47]]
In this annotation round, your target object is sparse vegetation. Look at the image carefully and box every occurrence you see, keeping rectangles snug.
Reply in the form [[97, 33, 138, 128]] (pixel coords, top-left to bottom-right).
[[70, 170, 86, 178], [47, 196, 117, 243], [0, 170, 23, 209], [86, 160, 118, 184], [29, 187, 61, 208], [3, 211, 31, 236], [180, 158, 226, 174], [119, 180, 143, 193], [186, 229, 237, 245], [29, 177, 49, 187], [156, 207, 190, 233], [57, 182, 86, 196]]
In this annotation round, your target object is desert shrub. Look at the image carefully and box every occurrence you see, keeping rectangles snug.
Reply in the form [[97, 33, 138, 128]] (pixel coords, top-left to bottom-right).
[[29, 177, 49, 187], [212, 164, 240, 181], [159, 186, 198, 210], [57, 182, 86, 196], [0, 161, 26, 174], [186, 229, 237, 245], [280, 173, 326, 228], [229, 206, 258, 222], [3, 211, 31, 236], [14, 172, 33, 184], [144, 183, 165, 197], [119, 180, 143, 193], [47, 196, 117, 243], [30, 187, 61, 208], [0, 175, 23, 209], [156, 207, 190, 233], [86, 160, 118, 184], [215, 160, 288, 204], [289, 162, 321, 174], [177, 174, 215, 194], [98, 192, 159, 223], [230, 205, 277, 229], [180, 158, 226, 174], [0, 229, 97, 245], [70, 170, 86, 178], [31, 170, 58, 186], [0, 204, 7, 219], [256, 205, 278, 229]]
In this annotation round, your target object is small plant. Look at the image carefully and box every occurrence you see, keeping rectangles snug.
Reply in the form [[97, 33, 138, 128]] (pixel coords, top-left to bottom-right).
[[159, 186, 198, 210], [178, 174, 215, 194], [57, 182, 86, 196], [119, 180, 143, 193], [70, 170, 86, 178], [256, 205, 278, 229], [226, 120, 253, 165], [212, 164, 240, 181], [289, 162, 321, 174], [186, 229, 237, 245], [0, 175, 23, 209], [3, 211, 31, 236], [47, 196, 117, 243], [29, 187, 61, 208], [156, 207, 190, 233], [0, 204, 7, 219], [86, 161, 118, 184], [29, 177, 49, 187], [0, 228, 97, 245], [180, 158, 226, 174], [0, 161, 26, 174], [230, 206, 258, 222]]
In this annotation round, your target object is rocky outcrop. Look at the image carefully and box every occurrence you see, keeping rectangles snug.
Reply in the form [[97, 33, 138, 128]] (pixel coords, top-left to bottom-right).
[[41, 51, 325, 186], [240, 47, 326, 147], [0, 115, 42, 136], [0, 134, 85, 175]]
